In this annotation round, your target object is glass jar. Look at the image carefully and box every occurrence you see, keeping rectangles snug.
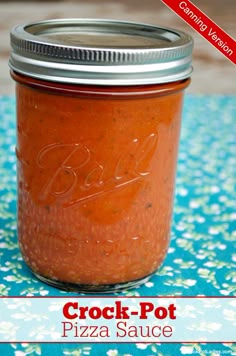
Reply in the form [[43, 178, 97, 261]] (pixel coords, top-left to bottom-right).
[[9, 19, 193, 292]]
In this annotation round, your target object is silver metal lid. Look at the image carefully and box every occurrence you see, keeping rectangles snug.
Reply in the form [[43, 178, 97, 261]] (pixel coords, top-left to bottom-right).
[[9, 18, 193, 85]]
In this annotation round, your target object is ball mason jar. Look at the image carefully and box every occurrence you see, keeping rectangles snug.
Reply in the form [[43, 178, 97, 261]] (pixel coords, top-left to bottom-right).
[[9, 19, 193, 292]]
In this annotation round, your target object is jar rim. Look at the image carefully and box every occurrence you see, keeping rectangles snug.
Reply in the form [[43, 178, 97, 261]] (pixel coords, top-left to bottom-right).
[[9, 18, 193, 86]]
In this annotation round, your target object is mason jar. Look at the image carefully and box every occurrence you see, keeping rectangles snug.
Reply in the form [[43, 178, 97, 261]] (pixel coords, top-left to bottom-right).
[[9, 19, 193, 292]]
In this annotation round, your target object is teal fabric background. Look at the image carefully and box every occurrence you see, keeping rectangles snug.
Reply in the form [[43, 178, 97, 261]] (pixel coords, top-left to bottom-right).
[[0, 95, 235, 355]]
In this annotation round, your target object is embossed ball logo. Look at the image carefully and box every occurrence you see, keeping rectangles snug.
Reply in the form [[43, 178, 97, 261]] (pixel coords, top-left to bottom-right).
[[36, 133, 158, 207]]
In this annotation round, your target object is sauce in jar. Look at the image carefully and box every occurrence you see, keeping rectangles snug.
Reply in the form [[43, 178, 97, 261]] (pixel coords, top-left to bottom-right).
[[9, 19, 193, 292]]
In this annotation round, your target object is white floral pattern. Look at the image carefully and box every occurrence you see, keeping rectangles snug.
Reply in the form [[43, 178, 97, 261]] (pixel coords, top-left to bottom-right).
[[0, 95, 235, 355]]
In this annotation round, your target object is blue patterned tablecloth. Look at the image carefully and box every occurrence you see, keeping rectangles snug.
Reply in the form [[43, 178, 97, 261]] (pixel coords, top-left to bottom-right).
[[0, 95, 235, 355]]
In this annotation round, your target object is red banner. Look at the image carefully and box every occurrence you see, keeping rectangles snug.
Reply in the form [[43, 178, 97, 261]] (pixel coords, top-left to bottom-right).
[[161, 0, 236, 65]]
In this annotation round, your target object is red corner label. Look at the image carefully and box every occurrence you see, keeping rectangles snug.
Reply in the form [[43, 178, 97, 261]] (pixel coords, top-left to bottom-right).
[[161, 0, 236, 65]]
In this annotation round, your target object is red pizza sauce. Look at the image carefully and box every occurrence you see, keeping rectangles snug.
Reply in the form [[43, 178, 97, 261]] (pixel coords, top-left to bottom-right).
[[10, 19, 193, 291]]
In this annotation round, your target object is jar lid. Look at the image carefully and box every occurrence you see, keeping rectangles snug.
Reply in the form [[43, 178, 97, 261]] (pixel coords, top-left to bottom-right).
[[9, 18, 193, 85]]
